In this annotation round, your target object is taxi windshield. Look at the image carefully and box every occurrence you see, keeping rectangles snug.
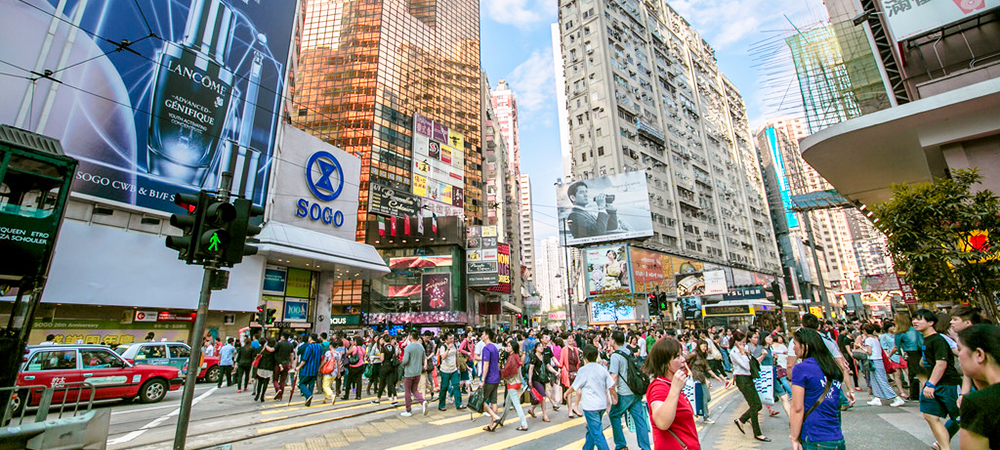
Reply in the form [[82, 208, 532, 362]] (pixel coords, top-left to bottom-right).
[[114, 345, 133, 355]]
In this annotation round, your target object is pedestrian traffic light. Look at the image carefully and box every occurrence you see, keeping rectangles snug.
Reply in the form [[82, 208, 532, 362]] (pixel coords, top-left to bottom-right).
[[265, 308, 277, 325], [647, 293, 656, 313], [770, 281, 783, 309], [221, 198, 265, 266], [166, 192, 204, 264], [254, 305, 265, 327], [657, 293, 668, 315], [194, 193, 235, 263]]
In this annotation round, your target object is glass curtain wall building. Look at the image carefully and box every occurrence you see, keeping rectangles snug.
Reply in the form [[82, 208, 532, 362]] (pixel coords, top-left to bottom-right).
[[292, 0, 482, 309]]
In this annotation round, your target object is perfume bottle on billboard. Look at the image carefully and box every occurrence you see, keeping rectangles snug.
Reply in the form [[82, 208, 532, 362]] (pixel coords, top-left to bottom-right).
[[146, 0, 235, 187]]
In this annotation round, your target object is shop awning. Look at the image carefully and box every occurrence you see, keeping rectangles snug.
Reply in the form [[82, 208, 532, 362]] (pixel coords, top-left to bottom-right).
[[256, 222, 389, 279]]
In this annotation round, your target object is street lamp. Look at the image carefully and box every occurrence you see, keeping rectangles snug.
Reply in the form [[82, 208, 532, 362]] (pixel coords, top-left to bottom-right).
[[560, 217, 575, 330]]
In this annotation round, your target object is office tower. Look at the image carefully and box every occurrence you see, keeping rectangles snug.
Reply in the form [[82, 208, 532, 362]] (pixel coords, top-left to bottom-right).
[[556, 0, 781, 276], [756, 119, 862, 303], [293, 0, 483, 314], [490, 80, 521, 177], [519, 174, 536, 283], [293, 0, 483, 238]]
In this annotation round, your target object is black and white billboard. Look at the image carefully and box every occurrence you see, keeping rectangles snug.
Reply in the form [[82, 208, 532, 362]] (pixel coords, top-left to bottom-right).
[[556, 172, 654, 246]]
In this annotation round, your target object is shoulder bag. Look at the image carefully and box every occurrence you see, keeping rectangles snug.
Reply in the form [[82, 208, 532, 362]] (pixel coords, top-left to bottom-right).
[[802, 378, 833, 424]]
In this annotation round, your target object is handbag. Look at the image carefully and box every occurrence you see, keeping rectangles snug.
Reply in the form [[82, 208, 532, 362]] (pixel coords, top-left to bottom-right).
[[321, 357, 337, 375], [467, 387, 485, 414], [749, 356, 761, 379], [775, 365, 788, 380], [347, 350, 360, 366], [364, 364, 373, 379], [252, 353, 262, 368]]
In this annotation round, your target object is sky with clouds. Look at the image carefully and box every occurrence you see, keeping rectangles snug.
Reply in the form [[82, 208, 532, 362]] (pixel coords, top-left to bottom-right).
[[480, 0, 828, 244]]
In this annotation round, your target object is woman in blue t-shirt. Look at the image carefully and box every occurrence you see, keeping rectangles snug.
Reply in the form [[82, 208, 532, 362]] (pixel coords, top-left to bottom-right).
[[789, 328, 845, 450]]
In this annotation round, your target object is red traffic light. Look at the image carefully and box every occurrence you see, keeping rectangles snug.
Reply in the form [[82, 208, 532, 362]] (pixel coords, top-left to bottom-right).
[[174, 193, 198, 213], [257, 305, 264, 313]]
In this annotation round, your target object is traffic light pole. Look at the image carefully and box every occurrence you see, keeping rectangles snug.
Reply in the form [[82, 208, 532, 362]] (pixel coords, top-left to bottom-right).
[[174, 156, 235, 450], [173, 264, 215, 450]]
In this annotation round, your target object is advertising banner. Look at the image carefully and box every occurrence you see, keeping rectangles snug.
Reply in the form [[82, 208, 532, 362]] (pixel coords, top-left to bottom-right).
[[262, 266, 287, 296], [486, 243, 512, 293], [556, 172, 654, 246], [283, 299, 309, 322], [590, 300, 636, 323], [467, 261, 498, 274], [723, 286, 767, 301], [629, 247, 672, 293], [285, 268, 312, 298], [412, 113, 465, 210], [421, 273, 452, 312], [584, 244, 631, 295], [548, 311, 567, 321], [676, 272, 706, 297], [881, 0, 999, 42], [30, 319, 191, 347], [369, 181, 422, 218], [681, 296, 703, 320], [1, 0, 297, 212], [703, 270, 728, 296]]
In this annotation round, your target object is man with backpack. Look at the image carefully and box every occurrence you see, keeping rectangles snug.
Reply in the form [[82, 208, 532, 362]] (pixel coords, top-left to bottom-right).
[[608, 331, 651, 450]]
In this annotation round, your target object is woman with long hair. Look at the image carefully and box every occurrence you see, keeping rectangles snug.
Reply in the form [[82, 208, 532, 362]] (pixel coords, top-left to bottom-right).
[[254, 337, 275, 403], [956, 323, 1000, 450], [856, 324, 904, 407], [731, 331, 770, 442], [686, 340, 726, 423], [644, 337, 701, 450], [789, 328, 845, 450], [499, 338, 529, 431], [767, 333, 792, 415], [527, 340, 552, 422]]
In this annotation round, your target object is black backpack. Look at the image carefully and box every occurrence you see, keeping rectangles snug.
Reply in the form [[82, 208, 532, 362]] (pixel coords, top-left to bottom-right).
[[614, 350, 650, 398]]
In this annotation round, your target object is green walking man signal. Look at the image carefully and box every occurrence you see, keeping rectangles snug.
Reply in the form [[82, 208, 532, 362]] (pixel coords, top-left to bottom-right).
[[208, 233, 221, 252], [165, 190, 265, 267]]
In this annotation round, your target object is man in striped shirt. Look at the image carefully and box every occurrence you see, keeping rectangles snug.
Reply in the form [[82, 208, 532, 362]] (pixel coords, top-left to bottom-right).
[[297, 334, 324, 407]]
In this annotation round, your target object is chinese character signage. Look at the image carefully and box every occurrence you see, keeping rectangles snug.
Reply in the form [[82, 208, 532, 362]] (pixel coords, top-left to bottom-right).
[[412, 113, 465, 214], [881, 0, 999, 42]]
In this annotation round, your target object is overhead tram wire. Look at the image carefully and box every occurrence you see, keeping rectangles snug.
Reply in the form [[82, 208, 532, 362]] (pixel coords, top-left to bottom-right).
[[13, 0, 370, 147]]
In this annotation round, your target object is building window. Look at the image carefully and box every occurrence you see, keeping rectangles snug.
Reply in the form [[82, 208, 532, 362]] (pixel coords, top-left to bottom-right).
[[597, 146, 604, 156], [582, 152, 588, 162]]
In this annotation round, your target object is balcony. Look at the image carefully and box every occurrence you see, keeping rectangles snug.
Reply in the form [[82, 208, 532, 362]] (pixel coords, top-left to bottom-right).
[[635, 118, 666, 145]]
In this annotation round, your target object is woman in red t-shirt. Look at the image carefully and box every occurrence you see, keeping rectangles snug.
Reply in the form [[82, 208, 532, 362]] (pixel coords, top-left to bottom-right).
[[644, 337, 700, 450]]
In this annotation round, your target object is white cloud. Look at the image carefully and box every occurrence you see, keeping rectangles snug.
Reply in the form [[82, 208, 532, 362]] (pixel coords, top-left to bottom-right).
[[669, 0, 827, 50], [503, 47, 555, 120], [482, 0, 556, 28]]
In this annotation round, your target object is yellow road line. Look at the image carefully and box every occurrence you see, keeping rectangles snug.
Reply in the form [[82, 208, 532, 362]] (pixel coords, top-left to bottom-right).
[[707, 386, 738, 410], [429, 413, 475, 426], [553, 427, 614, 450], [476, 418, 588, 450], [382, 426, 485, 450]]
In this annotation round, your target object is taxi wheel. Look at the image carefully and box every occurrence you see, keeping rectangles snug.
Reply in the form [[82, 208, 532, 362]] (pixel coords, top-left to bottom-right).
[[139, 379, 168, 403], [205, 366, 221, 384], [8, 389, 27, 417]]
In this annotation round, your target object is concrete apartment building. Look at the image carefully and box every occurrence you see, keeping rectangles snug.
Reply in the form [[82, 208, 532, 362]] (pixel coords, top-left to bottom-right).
[[556, 0, 782, 282]]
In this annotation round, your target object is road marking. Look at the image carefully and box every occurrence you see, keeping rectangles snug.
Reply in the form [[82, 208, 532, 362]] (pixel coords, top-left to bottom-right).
[[258, 401, 377, 423], [107, 387, 217, 446], [261, 394, 377, 414], [382, 423, 489, 450], [256, 405, 395, 435], [111, 403, 176, 415], [429, 413, 472, 425]]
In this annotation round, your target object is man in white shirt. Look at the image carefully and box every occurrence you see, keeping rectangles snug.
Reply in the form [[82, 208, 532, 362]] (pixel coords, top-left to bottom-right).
[[565, 344, 617, 450]]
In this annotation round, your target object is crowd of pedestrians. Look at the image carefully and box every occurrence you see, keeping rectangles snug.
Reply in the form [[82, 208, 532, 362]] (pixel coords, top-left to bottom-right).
[[204, 304, 1000, 450]]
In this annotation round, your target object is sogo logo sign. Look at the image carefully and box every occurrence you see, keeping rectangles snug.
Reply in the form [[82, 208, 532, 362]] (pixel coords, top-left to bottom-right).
[[295, 151, 346, 227]]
